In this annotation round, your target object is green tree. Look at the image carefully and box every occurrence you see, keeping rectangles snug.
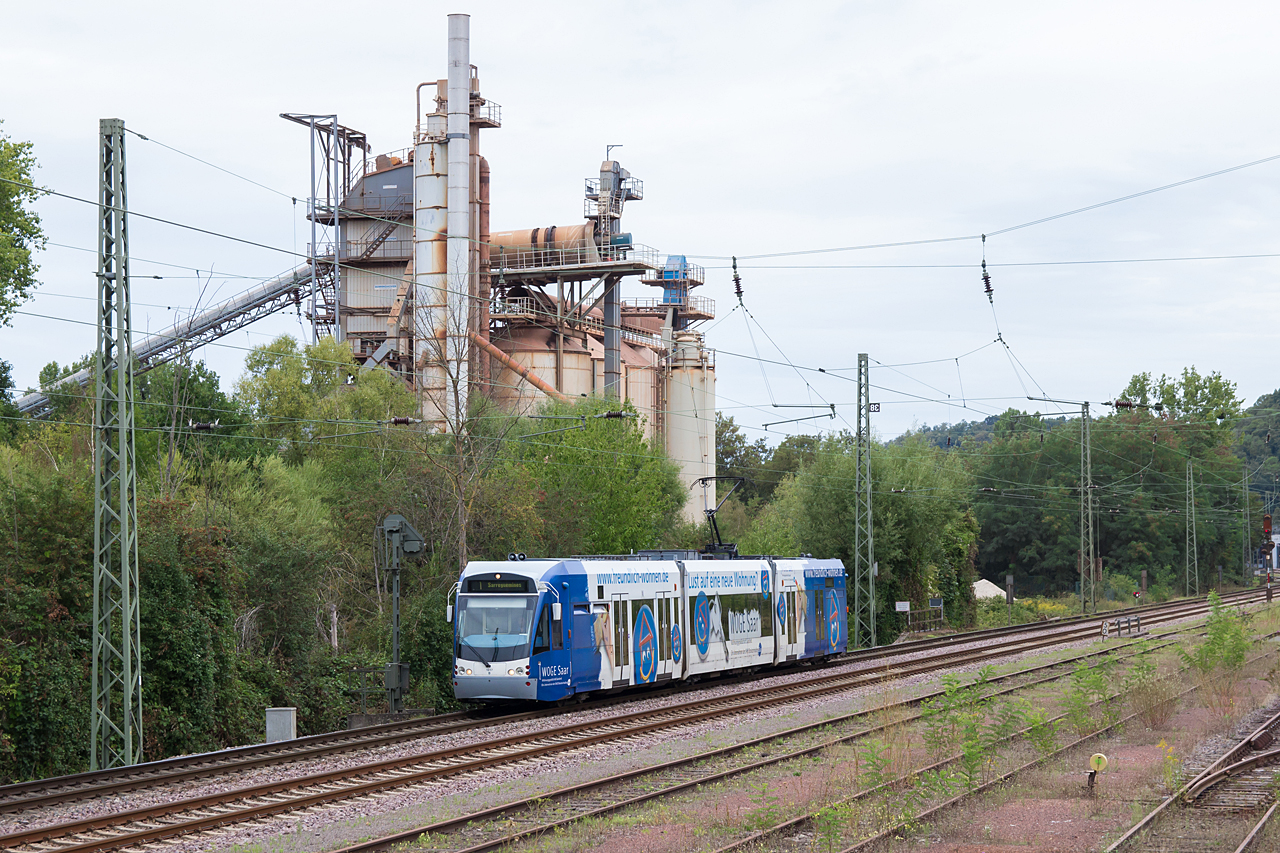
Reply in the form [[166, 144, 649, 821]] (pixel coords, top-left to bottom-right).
[[0, 359, 20, 443], [793, 434, 979, 637], [1120, 367, 1241, 457], [35, 354, 93, 423], [0, 122, 45, 325], [716, 413, 770, 502], [973, 385, 1249, 597], [234, 335, 413, 455], [515, 397, 684, 555]]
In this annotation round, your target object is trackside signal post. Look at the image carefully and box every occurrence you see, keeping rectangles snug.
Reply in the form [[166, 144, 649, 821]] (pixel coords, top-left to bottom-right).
[[91, 119, 143, 769], [378, 515, 425, 712]]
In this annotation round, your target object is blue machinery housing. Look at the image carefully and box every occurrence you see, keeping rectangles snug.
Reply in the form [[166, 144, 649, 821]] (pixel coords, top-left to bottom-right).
[[449, 552, 848, 702]]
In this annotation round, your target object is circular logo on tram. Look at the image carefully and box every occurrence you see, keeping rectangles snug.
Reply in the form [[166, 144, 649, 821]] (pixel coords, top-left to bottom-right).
[[693, 591, 711, 659], [633, 604, 657, 684], [761, 569, 770, 600], [777, 593, 787, 628], [671, 622, 683, 665], [826, 589, 841, 652]]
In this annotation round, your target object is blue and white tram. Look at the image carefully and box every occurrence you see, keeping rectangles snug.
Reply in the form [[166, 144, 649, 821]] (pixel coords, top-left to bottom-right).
[[448, 553, 847, 703]]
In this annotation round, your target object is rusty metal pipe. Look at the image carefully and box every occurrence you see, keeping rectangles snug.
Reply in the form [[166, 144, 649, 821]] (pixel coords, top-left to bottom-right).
[[468, 333, 569, 402]]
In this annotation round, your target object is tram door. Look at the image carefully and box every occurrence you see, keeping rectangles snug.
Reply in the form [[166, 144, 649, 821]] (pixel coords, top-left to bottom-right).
[[777, 580, 801, 662], [611, 594, 630, 686], [656, 593, 673, 680], [813, 588, 827, 653], [671, 594, 684, 678]]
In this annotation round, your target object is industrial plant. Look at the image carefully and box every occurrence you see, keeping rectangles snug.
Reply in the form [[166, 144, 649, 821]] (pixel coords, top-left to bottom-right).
[[16, 14, 716, 522]]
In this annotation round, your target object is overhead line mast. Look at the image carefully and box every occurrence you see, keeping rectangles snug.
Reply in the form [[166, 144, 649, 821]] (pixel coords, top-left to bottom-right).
[[1030, 395, 1095, 614], [91, 118, 143, 769], [852, 353, 876, 649]]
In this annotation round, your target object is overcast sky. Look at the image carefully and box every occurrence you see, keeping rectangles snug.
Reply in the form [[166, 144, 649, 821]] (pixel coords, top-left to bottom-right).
[[4, 1, 1279, 443]]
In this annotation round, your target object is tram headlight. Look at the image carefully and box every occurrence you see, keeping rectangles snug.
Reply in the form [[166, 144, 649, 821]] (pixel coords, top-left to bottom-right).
[[508, 668, 515, 675], [465, 668, 473, 675]]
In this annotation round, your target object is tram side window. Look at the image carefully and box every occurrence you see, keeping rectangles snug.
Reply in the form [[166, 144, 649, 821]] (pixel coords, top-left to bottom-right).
[[532, 605, 551, 655]]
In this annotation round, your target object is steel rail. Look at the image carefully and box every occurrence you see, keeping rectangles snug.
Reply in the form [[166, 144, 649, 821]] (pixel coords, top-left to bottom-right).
[[1, 610, 1220, 853], [840, 643, 1280, 853], [1234, 801, 1280, 853], [1106, 678, 1280, 850], [327, 632, 1187, 853], [682, 633, 1280, 853], [0, 710, 473, 811], [0, 592, 1260, 853], [1185, 747, 1280, 800], [3, 589, 1245, 815], [0, 591, 1254, 853]]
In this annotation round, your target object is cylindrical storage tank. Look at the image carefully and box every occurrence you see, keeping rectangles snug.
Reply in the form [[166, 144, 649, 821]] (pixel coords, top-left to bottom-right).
[[489, 327, 592, 412], [414, 127, 449, 426], [560, 350, 594, 399], [625, 363, 658, 439], [665, 331, 716, 524]]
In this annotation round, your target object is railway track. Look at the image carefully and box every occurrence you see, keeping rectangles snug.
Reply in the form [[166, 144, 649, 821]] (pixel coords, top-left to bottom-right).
[[1107, 693, 1280, 852], [324, 630, 1188, 853], [2, 587, 1244, 819], [701, 638, 1280, 853], [0, 590, 1263, 853]]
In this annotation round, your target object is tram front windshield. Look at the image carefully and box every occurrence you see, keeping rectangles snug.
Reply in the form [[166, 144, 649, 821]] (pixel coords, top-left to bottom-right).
[[455, 595, 537, 664]]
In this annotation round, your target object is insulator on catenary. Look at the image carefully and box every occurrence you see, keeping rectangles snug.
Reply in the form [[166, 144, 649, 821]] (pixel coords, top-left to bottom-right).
[[732, 256, 744, 301]]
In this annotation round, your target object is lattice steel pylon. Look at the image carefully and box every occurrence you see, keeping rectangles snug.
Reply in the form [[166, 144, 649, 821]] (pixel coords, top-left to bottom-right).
[[1081, 402, 1095, 613], [1242, 465, 1251, 586], [91, 118, 143, 769], [1185, 459, 1199, 597], [852, 353, 876, 649]]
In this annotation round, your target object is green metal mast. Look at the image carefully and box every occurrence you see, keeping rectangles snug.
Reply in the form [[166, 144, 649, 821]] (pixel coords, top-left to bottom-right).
[[1082, 402, 1095, 613], [1186, 459, 1198, 596], [852, 352, 876, 649], [91, 118, 143, 769], [1242, 464, 1251, 586]]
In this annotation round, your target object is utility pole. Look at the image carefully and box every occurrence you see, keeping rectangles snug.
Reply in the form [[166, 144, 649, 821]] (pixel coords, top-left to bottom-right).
[[1186, 460, 1199, 596], [91, 118, 143, 769], [1243, 465, 1251, 587], [852, 353, 876, 649], [1083, 403, 1095, 613], [1029, 396, 1094, 614]]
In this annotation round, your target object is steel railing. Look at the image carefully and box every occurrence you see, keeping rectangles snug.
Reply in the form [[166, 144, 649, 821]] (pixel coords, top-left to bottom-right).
[[490, 296, 661, 347], [622, 295, 715, 316], [493, 242, 661, 273]]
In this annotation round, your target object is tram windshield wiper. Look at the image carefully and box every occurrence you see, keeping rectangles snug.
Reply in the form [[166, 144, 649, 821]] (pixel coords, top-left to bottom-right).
[[459, 637, 492, 669]]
